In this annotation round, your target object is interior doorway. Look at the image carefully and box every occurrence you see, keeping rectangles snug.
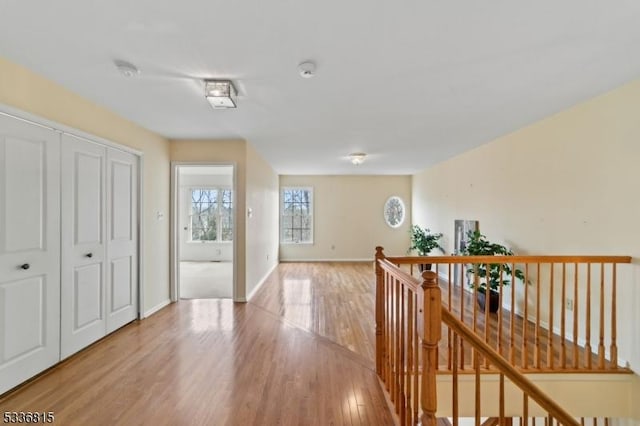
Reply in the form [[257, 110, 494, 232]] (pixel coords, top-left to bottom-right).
[[171, 164, 236, 300]]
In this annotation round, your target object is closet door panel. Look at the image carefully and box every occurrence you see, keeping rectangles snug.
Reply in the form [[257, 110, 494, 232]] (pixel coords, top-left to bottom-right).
[[60, 134, 106, 359], [0, 114, 60, 394], [106, 149, 138, 333]]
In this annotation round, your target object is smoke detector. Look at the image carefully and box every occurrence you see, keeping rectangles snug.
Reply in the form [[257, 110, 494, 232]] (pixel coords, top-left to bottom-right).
[[114, 59, 140, 77], [298, 61, 316, 78]]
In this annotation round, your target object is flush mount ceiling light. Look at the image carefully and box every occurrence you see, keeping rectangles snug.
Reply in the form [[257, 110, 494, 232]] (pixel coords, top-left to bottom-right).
[[205, 80, 237, 109], [114, 59, 140, 77], [349, 152, 367, 165]]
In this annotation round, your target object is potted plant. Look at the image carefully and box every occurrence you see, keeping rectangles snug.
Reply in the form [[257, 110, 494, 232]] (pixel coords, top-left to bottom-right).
[[462, 230, 525, 313], [408, 225, 444, 272]]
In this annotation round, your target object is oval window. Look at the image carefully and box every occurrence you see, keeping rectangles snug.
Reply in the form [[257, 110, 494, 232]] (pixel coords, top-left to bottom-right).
[[383, 196, 405, 228]]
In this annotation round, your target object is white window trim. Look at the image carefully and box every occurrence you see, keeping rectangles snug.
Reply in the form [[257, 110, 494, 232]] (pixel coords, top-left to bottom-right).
[[280, 186, 314, 244]]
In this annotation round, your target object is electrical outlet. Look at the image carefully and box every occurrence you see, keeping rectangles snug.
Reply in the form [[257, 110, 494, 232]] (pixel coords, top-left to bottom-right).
[[566, 298, 574, 311]]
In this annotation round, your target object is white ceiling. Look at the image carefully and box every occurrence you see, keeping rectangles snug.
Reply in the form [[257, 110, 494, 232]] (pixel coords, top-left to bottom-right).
[[1, 1, 640, 175]]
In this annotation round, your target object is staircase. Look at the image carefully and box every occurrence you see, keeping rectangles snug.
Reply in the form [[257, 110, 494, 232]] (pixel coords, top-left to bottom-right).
[[374, 247, 640, 425]]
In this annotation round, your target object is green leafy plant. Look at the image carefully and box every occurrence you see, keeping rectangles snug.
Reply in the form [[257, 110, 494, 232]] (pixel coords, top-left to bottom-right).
[[408, 225, 444, 256], [462, 230, 525, 292]]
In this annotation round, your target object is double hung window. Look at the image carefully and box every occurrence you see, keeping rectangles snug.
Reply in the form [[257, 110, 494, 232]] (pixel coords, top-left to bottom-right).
[[190, 188, 233, 242], [280, 187, 313, 244]]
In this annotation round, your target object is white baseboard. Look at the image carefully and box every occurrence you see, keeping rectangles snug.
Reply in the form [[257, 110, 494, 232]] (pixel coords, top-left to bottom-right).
[[279, 258, 373, 262], [143, 299, 171, 318], [247, 263, 279, 301]]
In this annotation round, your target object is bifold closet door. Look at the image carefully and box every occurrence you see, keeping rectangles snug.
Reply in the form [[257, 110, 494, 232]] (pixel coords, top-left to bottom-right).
[[106, 148, 138, 333], [0, 114, 61, 394], [60, 134, 107, 359]]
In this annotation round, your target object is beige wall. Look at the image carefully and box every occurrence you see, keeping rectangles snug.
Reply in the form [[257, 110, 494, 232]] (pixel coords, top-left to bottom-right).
[[0, 56, 171, 314], [279, 175, 412, 261], [412, 79, 640, 373], [170, 139, 248, 299], [245, 143, 279, 297]]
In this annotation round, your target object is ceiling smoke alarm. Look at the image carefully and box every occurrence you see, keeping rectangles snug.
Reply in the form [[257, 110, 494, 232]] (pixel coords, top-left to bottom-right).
[[298, 61, 316, 78], [114, 59, 140, 77]]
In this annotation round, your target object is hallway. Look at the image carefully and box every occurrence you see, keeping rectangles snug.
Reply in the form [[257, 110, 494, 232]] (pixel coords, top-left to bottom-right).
[[0, 263, 392, 425]]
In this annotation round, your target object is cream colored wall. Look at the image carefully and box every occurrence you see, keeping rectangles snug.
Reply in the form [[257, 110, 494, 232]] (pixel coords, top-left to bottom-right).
[[170, 140, 248, 299], [0, 56, 171, 314], [245, 143, 279, 298], [412, 79, 640, 374], [279, 175, 412, 261]]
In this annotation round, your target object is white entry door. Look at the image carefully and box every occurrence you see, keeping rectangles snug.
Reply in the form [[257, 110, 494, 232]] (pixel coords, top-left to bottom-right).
[[60, 134, 107, 359], [106, 149, 138, 333], [0, 114, 60, 394]]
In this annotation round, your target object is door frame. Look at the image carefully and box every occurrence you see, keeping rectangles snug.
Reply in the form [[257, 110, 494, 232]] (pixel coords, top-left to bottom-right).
[[0, 103, 145, 320], [170, 162, 238, 302]]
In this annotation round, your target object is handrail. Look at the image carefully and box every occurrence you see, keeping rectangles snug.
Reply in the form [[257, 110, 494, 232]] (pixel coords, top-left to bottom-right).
[[385, 255, 632, 264], [442, 308, 579, 426], [378, 257, 421, 292]]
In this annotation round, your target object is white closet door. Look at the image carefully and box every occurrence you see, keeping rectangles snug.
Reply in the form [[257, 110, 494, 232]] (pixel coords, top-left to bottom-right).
[[0, 115, 60, 394], [106, 148, 138, 333], [60, 135, 107, 359]]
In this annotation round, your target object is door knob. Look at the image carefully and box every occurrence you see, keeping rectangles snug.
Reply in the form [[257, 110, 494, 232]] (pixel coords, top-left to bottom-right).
[[85, 253, 93, 258], [20, 263, 30, 270]]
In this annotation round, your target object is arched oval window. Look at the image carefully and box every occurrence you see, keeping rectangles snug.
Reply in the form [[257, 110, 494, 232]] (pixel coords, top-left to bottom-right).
[[383, 196, 405, 228]]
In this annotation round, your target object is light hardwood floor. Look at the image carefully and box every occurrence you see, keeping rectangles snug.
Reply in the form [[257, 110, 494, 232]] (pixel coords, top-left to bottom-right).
[[0, 262, 393, 426]]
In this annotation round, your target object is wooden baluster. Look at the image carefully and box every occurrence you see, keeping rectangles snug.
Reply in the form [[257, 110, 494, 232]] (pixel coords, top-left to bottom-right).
[[598, 264, 605, 369], [498, 265, 504, 360], [535, 263, 541, 369], [420, 270, 441, 426], [407, 290, 414, 426], [375, 247, 385, 376], [522, 264, 529, 369], [561, 263, 566, 369], [413, 301, 419, 423], [585, 265, 592, 369], [611, 264, 618, 369], [499, 373, 505, 426], [453, 332, 459, 426], [523, 394, 528, 426], [387, 273, 393, 391], [547, 263, 554, 370], [448, 263, 453, 371], [510, 262, 516, 366], [475, 350, 481, 426], [573, 263, 579, 369], [399, 284, 406, 422], [460, 263, 466, 370], [395, 278, 401, 408]]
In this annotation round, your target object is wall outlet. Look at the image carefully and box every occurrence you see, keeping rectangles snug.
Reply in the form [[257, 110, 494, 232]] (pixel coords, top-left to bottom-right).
[[565, 298, 574, 311]]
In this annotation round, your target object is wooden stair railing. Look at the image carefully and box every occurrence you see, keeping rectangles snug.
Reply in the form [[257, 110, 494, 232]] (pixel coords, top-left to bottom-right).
[[443, 308, 578, 426], [377, 247, 632, 373], [374, 247, 632, 425]]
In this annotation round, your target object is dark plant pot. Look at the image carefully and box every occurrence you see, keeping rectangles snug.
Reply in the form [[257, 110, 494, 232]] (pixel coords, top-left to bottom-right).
[[418, 263, 432, 272], [477, 289, 500, 313]]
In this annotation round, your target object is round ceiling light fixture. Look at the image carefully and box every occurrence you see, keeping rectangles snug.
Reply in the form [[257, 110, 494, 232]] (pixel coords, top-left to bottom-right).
[[298, 61, 316, 78], [114, 59, 140, 77]]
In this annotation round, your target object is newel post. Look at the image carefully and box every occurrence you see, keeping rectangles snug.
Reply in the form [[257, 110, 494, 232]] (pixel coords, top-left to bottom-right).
[[420, 270, 442, 426], [374, 246, 385, 376]]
